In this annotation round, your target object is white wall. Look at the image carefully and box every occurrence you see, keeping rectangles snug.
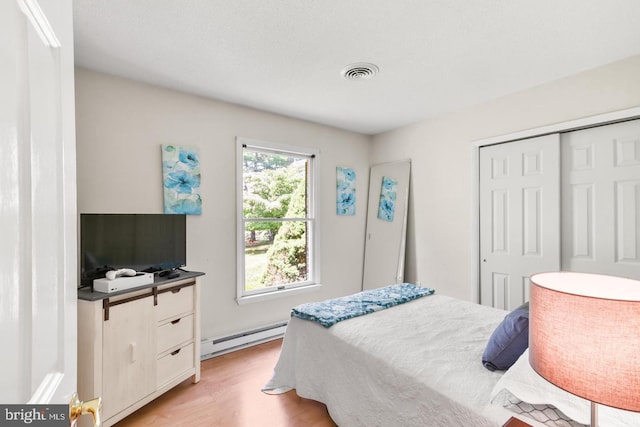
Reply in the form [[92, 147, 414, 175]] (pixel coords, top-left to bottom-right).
[[75, 68, 371, 340], [372, 55, 640, 302], [76, 54, 640, 336]]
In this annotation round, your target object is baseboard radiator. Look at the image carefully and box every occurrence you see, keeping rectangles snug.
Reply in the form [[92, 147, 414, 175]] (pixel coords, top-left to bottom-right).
[[200, 321, 288, 360]]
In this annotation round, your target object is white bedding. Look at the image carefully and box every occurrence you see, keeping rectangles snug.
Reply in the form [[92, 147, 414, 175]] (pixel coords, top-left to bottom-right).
[[492, 349, 640, 427], [264, 294, 536, 426]]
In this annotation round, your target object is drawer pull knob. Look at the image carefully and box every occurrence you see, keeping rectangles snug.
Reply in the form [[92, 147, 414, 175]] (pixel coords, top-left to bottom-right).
[[171, 318, 181, 325], [170, 349, 181, 356], [171, 288, 181, 294], [130, 342, 137, 363]]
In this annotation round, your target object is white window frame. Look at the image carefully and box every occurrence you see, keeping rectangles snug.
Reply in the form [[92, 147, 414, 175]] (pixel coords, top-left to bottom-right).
[[236, 137, 321, 304]]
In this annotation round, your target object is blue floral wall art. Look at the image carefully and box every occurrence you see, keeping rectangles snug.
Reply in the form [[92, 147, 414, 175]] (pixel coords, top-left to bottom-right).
[[377, 176, 397, 222], [162, 145, 202, 215], [336, 166, 356, 216]]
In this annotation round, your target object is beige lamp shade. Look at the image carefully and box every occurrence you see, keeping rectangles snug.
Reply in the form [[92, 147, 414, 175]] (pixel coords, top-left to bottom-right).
[[529, 272, 640, 412]]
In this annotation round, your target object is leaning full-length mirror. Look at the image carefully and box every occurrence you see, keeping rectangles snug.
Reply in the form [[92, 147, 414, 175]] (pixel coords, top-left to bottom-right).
[[362, 160, 411, 290]]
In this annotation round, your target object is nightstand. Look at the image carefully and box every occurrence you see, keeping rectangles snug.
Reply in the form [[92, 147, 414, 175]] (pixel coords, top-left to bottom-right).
[[502, 416, 532, 427]]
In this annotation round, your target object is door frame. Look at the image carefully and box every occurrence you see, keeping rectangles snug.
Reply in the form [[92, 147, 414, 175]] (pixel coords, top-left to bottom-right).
[[470, 106, 640, 303]]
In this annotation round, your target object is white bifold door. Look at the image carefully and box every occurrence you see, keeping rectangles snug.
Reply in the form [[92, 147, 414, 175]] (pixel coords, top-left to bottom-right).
[[480, 118, 640, 309], [562, 119, 640, 277], [480, 135, 561, 309]]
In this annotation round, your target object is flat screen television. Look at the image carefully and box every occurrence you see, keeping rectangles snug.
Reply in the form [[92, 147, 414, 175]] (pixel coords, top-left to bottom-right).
[[80, 213, 186, 286]]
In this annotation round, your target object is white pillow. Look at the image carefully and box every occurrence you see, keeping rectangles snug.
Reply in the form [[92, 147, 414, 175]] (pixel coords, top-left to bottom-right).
[[490, 350, 640, 427]]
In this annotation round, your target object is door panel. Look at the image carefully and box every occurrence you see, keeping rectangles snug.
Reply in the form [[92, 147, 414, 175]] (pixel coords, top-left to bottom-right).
[[523, 187, 541, 256], [480, 134, 560, 309], [27, 0, 64, 398], [616, 180, 640, 263], [0, 0, 28, 403], [102, 297, 156, 419], [562, 119, 640, 278], [0, 0, 77, 404]]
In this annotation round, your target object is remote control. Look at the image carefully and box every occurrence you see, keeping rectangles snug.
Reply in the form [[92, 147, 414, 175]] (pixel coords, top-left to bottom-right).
[[105, 268, 137, 280]]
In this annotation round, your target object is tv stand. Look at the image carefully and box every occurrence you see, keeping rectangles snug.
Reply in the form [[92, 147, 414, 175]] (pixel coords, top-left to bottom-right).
[[77, 271, 204, 427]]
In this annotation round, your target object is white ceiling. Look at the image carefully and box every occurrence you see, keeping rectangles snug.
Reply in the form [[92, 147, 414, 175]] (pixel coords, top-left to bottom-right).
[[73, 0, 640, 135]]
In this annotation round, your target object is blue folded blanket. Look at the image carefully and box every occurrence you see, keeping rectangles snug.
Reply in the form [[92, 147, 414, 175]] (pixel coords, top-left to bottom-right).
[[291, 283, 435, 327]]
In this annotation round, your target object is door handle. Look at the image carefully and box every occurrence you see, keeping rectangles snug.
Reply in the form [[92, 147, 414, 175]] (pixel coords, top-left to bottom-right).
[[70, 392, 102, 427]]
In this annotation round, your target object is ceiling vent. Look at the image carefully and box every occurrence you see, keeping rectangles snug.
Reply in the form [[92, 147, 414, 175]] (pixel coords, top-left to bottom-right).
[[341, 62, 379, 81]]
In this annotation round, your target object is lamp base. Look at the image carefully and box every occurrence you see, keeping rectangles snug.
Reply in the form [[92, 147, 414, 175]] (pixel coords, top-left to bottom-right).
[[591, 401, 598, 427]]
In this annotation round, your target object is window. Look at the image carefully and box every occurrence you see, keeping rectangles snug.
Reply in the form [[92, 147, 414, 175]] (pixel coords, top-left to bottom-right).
[[236, 137, 319, 303]]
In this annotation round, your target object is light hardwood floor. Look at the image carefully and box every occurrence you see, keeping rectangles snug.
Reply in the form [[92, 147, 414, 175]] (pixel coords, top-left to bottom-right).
[[114, 339, 337, 427]]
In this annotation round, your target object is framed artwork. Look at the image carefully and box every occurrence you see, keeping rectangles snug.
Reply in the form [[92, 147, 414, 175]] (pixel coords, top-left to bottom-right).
[[377, 176, 397, 222], [336, 166, 356, 216], [162, 145, 202, 214]]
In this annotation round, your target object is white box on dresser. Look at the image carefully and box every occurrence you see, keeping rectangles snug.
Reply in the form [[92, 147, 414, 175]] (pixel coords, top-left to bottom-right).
[[77, 272, 204, 427]]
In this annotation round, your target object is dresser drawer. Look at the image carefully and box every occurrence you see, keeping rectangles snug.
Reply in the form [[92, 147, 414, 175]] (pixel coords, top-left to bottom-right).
[[157, 342, 195, 387], [156, 283, 194, 321], [157, 314, 194, 354]]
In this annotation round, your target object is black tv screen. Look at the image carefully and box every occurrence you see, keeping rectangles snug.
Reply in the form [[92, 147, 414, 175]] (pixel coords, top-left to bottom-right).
[[80, 213, 186, 286]]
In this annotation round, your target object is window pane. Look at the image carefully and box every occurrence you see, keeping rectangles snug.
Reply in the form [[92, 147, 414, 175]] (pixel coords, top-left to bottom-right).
[[237, 138, 317, 301], [243, 150, 308, 219], [244, 220, 309, 291]]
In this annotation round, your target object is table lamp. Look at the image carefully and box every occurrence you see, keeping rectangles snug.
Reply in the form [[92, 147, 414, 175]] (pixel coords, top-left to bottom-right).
[[529, 272, 640, 427]]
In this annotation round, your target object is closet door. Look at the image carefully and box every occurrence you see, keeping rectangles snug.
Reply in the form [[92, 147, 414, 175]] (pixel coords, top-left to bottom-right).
[[479, 135, 560, 309], [562, 119, 640, 278]]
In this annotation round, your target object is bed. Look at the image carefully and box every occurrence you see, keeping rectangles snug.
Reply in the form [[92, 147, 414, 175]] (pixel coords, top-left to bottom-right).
[[263, 285, 640, 427]]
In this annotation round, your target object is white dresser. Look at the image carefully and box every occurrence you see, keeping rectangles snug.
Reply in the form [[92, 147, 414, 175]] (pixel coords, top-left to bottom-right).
[[77, 272, 203, 426]]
